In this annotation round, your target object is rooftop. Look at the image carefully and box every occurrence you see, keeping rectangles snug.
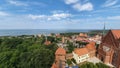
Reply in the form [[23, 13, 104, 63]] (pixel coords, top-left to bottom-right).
[[86, 42, 96, 51], [74, 48, 89, 56], [55, 47, 66, 55], [111, 30, 120, 39]]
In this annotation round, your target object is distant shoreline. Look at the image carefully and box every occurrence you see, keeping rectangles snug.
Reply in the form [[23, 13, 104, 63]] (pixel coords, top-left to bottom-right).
[[0, 29, 109, 36]]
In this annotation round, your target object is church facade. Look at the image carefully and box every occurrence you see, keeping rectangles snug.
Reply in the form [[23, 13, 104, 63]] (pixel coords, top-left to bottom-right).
[[98, 30, 120, 68]]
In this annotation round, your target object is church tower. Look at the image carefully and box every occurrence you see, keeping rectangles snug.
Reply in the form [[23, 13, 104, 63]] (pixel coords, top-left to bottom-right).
[[102, 22, 106, 36]]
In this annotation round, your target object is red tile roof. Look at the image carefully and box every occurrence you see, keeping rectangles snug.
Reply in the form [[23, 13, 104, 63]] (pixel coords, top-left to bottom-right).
[[86, 42, 96, 51], [51, 63, 57, 68], [44, 41, 51, 45], [111, 30, 120, 39], [74, 48, 89, 56], [79, 33, 87, 37], [55, 47, 66, 55]]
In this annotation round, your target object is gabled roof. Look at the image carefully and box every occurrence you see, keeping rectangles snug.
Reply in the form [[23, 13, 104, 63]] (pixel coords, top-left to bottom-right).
[[44, 41, 51, 45], [86, 42, 96, 51], [102, 30, 120, 48], [111, 30, 120, 39], [55, 47, 66, 55], [74, 48, 89, 56]]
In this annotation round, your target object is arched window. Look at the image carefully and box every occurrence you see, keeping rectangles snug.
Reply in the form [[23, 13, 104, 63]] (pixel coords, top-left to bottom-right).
[[101, 57, 104, 62]]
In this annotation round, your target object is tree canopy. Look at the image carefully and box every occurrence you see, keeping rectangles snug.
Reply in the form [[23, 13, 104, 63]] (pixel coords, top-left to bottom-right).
[[0, 36, 58, 68]]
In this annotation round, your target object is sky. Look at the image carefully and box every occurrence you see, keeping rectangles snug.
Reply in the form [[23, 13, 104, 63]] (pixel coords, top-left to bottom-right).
[[0, 0, 120, 29]]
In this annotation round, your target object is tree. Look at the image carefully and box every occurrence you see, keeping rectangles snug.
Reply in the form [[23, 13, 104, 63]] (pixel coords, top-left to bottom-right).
[[67, 42, 75, 53], [0, 36, 56, 68], [29, 48, 54, 68], [79, 62, 109, 68]]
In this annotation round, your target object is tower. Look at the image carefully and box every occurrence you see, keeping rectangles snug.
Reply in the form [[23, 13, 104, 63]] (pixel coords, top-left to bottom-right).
[[45, 34, 47, 42], [102, 22, 106, 36], [55, 47, 66, 68], [62, 36, 65, 43]]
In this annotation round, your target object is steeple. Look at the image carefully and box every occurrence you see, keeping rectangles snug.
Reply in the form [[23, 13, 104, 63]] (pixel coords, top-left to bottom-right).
[[102, 22, 106, 36]]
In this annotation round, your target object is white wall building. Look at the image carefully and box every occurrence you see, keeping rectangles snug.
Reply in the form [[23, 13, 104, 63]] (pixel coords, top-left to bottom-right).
[[73, 48, 89, 64]]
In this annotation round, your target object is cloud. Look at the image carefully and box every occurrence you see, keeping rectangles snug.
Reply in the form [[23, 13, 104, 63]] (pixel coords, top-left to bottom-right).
[[0, 11, 9, 16], [28, 14, 46, 20], [8, 0, 28, 6], [107, 16, 120, 20], [51, 10, 69, 14], [73, 3, 93, 11], [64, 0, 79, 4], [102, 0, 118, 7], [28, 13, 71, 20], [111, 5, 120, 8], [64, 0, 93, 11]]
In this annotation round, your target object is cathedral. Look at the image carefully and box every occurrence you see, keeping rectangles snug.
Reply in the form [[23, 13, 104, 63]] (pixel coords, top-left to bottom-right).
[[98, 30, 120, 68]]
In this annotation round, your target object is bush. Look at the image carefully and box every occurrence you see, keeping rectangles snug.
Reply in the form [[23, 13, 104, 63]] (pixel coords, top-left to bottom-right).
[[67, 59, 72, 65], [71, 58, 76, 64]]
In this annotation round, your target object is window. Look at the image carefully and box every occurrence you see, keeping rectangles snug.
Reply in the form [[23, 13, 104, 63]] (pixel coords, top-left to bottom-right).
[[103, 46, 110, 52]]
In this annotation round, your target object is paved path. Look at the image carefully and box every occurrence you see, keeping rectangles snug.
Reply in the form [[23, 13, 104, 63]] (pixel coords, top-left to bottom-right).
[[86, 57, 102, 64]]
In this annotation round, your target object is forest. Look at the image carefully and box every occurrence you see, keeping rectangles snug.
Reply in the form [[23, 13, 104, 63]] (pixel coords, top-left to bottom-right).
[[0, 35, 58, 68]]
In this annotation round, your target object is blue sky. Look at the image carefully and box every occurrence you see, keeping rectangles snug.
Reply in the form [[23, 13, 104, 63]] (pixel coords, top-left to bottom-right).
[[0, 0, 120, 29]]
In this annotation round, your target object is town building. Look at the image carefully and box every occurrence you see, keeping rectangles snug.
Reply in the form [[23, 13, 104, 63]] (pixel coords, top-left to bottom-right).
[[73, 48, 89, 64], [44, 40, 51, 45], [73, 42, 96, 64], [98, 30, 120, 68], [44, 35, 51, 45], [66, 53, 73, 60], [52, 47, 66, 68], [86, 42, 96, 58], [79, 33, 88, 38]]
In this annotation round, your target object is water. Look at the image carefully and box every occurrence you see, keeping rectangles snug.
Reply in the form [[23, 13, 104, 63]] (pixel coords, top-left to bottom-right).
[[0, 29, 98, 36]]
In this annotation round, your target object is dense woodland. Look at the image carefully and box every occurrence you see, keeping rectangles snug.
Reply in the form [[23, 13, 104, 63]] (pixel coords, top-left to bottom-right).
[[0, 35, 58, 68]]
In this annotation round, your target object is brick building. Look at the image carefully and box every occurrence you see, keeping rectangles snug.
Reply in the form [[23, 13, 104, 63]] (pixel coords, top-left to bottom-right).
[[52, 47, 66, 68], [98, 30, 120, 68]]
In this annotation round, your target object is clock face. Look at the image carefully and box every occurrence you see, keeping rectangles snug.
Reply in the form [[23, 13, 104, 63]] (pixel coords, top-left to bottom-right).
[[103, 46, 110, 52]]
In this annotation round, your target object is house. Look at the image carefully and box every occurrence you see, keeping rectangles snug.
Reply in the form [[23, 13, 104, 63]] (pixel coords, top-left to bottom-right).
[[85, 42, 96, 58], [73, 48, 89, 64], [98, 30, 120, 68], [44, 40, 51, 45], [44, 35, 51, 45], [52, 47, 66, 68], [66, 53, 73, 60], [79, 33, 87, 38], [73, 42, 96, 64]]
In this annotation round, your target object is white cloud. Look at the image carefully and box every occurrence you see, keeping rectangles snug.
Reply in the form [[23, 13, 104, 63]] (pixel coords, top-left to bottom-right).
[[107, 16, 120, 20], [64, 0, 93, 11], [73, 3, 93, 11], [51, 10, 67, 14], [28, 14, 46, 20], [0, 11, 9, 16], [52, 13, 71, 19], [28, 13, 71, 20], [64, 0, 79, 4], [8, 0, 28, 6], [102, 0, 118, 7]]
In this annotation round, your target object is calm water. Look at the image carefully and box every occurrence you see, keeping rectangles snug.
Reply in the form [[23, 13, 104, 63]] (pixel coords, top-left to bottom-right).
[[0, 29, 97, 36]]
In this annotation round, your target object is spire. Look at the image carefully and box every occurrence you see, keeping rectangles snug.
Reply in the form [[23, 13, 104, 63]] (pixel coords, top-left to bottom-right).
[[103, 22, 106, 36]]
